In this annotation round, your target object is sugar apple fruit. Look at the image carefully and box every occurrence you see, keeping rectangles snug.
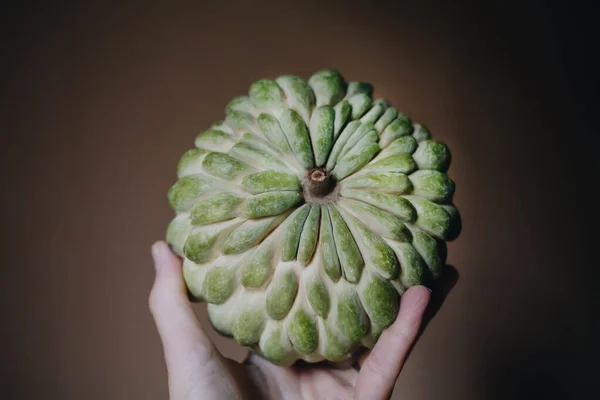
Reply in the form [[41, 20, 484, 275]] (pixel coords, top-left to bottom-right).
[[165, 69, 460, 366]]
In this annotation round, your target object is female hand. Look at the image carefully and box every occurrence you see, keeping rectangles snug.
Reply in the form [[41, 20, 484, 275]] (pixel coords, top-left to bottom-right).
[[149, 241, 456, 400]]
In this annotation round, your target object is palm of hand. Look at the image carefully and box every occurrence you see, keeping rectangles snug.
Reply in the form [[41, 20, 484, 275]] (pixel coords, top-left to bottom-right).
[[149, 242, 456, 400]]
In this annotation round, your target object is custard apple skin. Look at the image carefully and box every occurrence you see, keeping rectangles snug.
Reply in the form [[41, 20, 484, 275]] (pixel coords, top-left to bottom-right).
[[165, 69, 460, 366]]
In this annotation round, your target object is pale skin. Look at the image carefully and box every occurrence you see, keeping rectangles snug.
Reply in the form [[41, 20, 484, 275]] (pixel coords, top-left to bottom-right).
[[149, 241, 457, 400]]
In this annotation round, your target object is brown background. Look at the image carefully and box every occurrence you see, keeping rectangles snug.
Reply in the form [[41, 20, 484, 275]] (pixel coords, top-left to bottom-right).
[[2, 1, 597, 399]]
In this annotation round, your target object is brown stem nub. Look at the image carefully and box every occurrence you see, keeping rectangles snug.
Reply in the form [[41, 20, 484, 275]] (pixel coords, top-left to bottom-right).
[[306, 168, 336, 198]]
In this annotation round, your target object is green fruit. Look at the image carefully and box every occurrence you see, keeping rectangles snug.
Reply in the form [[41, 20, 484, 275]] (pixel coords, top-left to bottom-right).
[[165, 68, 461, 366]]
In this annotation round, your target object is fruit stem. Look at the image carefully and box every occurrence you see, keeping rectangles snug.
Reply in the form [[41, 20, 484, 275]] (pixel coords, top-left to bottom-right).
[[305, 168, 336, 198]]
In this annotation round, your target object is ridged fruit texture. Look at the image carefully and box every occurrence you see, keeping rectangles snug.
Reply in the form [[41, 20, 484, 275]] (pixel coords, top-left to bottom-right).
[[165, 69, 460, 366]]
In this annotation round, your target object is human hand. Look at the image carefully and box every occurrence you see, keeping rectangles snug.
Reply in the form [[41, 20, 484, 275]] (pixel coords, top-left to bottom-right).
[[149, 241, 457, 400]]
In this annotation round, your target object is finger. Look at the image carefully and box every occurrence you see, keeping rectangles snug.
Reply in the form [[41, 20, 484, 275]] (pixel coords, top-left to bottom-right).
[[149, 241, 216, 365], [354, 286, 430, 400], [351, 264, 459, 393], [356, 264, 459, 370]]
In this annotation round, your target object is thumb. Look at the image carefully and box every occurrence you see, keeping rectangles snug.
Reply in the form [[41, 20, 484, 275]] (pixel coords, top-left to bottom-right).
[[354, 286, 431, 400], [149, 241, 216, 364]]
